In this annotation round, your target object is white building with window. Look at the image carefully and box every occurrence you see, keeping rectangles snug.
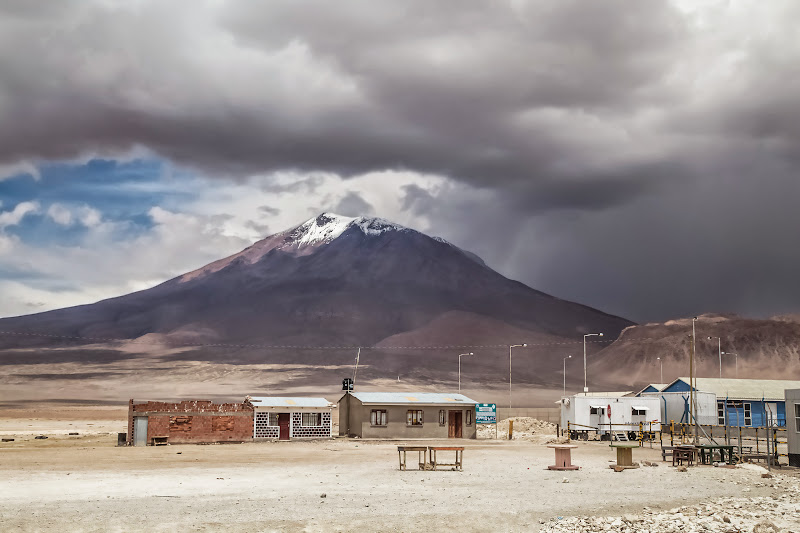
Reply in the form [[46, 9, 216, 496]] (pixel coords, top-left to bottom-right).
[[338, 392, 478, 439], [786, 389, 800, 467], [249, 397, 334, 440], [559, 394, 661, 440]]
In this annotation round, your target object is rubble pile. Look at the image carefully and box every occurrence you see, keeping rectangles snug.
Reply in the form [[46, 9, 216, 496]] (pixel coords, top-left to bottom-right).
[[539, 474, 800, 533], [477, 417, 558, 441]]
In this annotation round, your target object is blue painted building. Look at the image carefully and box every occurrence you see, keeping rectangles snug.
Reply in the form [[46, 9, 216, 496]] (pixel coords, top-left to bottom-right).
[[661, 378, 800, 427], [636, 383, 668, 395]]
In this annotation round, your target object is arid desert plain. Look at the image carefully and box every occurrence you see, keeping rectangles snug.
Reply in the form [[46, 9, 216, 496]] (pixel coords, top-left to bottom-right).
[[1, 404, 798, 532]]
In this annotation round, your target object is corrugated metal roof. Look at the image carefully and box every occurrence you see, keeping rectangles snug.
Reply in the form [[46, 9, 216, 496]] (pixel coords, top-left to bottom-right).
[[348, 392, 478, 405], [635, 384, 668, 396], [249, 397, 332, 408], [580, 391, 634, 398], [672, 378, 800, 401]]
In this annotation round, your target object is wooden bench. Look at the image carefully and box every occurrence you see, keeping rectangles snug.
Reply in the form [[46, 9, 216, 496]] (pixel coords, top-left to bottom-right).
[[397, 446, 428, 470], [429, 446, 464, 471], [661, 446, 677, 462], [151, 436, 169, 446]]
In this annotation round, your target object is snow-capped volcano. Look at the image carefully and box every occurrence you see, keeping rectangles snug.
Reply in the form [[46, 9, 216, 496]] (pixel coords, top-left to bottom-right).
[[0, 212, 633, 360]]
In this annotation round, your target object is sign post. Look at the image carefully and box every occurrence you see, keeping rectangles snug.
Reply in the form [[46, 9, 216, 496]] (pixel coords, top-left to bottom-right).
[[476, 403, 497, 439]]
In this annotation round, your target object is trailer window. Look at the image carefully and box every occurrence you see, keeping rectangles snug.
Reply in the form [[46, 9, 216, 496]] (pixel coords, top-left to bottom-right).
[[717, 401, 725, 425], [795, 404, 800, 432], [590, 407, 602, 415], [632, 408, 646, 416]]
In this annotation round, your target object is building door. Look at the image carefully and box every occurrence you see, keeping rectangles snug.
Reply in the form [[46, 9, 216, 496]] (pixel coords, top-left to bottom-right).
[[133, 416, 148, 446], [448, 411, 462, 438], [278, 413, 290, 440]]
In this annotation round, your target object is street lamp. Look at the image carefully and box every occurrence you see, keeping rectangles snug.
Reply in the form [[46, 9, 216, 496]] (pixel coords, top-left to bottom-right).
[[563, 355, 572, 397], [656, 356, 663, 384], [583, 333, 603, 394], [458, 352, 473, 392], [708, 336, 722, 378], [722, 351, 738, 378], [509, 343, 527, 409]]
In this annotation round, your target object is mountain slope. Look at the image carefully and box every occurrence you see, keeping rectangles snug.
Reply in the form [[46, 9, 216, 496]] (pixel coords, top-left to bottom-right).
[[0, 213, 633, 352], [589, 313, 800, 388]]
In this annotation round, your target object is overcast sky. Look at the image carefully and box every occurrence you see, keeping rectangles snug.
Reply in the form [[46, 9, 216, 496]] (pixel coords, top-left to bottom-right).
[[1, 0, 799, 323]]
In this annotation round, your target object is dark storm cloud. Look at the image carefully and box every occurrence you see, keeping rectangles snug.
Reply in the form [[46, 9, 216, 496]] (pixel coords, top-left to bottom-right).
[[2, 1, 800, 321]]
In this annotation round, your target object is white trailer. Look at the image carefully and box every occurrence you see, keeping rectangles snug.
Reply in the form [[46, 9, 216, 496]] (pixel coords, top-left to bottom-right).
[[560, 395, 662, 441], [640, 391, 717, 426]]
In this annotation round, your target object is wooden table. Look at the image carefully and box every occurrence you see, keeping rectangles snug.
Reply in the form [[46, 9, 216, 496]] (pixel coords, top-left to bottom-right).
[[429, 446, 464, 471], [547, 444, 579, 471], [397, 446, 428, 470], [698, 445, 735, 465], [673, 445, 697, 466], [609, 443, 640, 469]]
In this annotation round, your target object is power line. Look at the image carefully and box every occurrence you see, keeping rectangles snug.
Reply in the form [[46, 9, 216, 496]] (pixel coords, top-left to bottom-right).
[[0, 329, 616, 351]]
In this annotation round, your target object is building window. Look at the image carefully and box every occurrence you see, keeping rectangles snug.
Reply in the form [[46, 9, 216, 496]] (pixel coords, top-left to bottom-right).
[[717, 401, 725, 425], [439, 410, 446, 426], [267, 413, 279, 426], [407, 410, 423, 426], [302, 413, 322, 427], [632, 408, 647, 416], [795, 404, 800, 432], [466, 409, 473, 426], [744, 403, 751, 426], [590, 407, 603, 415], [370, 409, 387, 427]]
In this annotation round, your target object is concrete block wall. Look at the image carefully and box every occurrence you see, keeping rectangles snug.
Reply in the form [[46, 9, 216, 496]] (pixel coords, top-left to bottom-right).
[[254, 412, 279, 438], [291, 412, 332, 438]]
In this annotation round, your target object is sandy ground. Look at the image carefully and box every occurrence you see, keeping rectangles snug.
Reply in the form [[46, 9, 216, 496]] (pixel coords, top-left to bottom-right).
[[2, 412, 799, 532]]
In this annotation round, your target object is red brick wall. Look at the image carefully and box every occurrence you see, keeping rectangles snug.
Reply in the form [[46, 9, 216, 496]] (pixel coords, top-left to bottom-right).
[[128, 399, 254, 445]]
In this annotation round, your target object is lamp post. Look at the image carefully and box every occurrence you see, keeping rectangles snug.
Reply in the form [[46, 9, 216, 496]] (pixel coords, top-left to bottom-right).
[[509, 344, 527, 409], [722, 352, 738, 378], [563, 355, 572, 397], [656, 356, 663, 384], [458, 352, 473, 392], [583, 333, 603, 394], [708, 336, 722, 378]]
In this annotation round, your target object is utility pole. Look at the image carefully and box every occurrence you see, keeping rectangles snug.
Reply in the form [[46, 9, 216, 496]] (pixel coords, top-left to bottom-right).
[[691, 318, 698, 444], [352, 347, 361, 389], [708, 336, 722, 378]]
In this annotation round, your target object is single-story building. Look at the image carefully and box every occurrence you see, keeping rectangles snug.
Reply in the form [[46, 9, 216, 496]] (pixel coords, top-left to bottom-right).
[[128, 398, 254, 446], [661, 378, 800, 427], [250, 397, 334, 440], [339, 392, 478, 439], [786, 389, 800, 467]]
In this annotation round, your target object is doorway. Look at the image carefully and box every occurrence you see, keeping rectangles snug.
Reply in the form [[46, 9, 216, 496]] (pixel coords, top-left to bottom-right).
[[133, 416, 148, 446], [448, 411, 462, 438], [278, 413, 290, 440]]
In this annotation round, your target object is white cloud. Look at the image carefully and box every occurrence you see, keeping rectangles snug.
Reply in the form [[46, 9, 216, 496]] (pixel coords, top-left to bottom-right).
[[47, 204, 73, 226], [0, 201, 40, 229]]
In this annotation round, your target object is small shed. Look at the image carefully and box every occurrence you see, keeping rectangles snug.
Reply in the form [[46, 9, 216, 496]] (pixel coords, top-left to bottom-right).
[[560, 394, 661, 439], [661, 378, 800, 427], [127, 398, 254, 446], [339, 392, 478, 439], [786, 389, 800, 467], [250, 397, 334, 440]]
